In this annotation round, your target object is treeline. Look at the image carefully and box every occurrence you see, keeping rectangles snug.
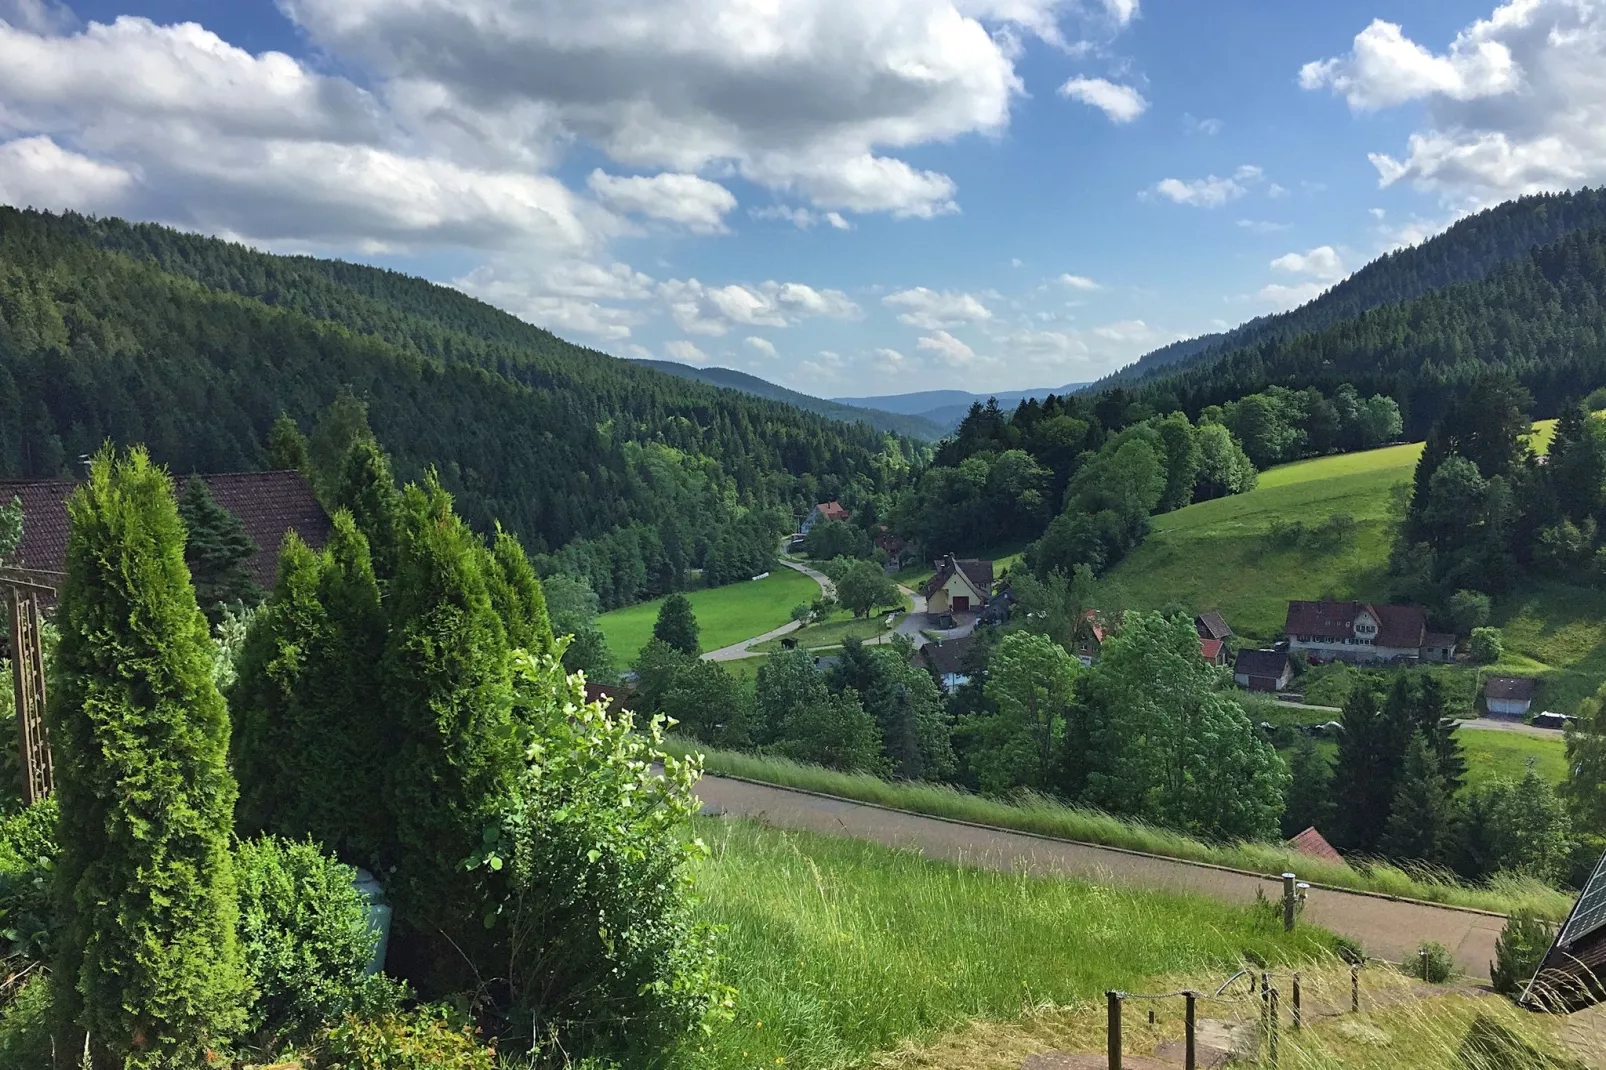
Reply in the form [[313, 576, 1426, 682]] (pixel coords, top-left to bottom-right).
[[1104, 185, 1606, 389], [1127, 222, 1606, 437], [0, 207, 918, 599]]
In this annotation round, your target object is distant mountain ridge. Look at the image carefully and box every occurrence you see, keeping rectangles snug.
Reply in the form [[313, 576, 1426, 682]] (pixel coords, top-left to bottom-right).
[[1098, 186, 1606, 391], [634, 361, 948, 440], [833, 384, 1089, 430]]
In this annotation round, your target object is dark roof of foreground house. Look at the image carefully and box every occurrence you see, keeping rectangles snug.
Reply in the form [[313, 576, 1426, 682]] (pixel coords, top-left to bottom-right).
[[1234, 648, 1290, 678], [1485, 676, 1538, 702], [1288, 827, 1346, 867], [920, 554, 993, 600], [1195, 611, 1233, 641], [2, 470, 331, 591], [1284, 600, 1427, 649], [912, 633, 983, 678]]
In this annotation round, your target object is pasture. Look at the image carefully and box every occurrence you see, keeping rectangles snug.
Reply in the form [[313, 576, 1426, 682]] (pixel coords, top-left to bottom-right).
[[596, 567, 819, 665]]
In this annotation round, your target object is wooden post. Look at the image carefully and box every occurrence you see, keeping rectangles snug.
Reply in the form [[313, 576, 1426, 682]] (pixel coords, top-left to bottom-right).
[[1282, 872, 1297, 931], [1268, 987, 1280, 1068], [1106, 991, 1123, 1070], [1420, 947, 1430, 981], [1184, 991, 1197, 1070], [6, 586, 51, 803], [1292, 972, 1302, 1031], [1351, 963, 1359, 1013]]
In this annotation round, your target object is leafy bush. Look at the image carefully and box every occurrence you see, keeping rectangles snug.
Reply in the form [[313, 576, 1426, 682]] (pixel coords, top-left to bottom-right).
[[1492, 909, 1556, 997], [319, 1006, 494, 1070], [1417, 940, 1456, 983], [0, 976, 52, 1070], [0, 799, 58, 969], [1470, 626, 1503, 664], [235, 836, 386, 1045]]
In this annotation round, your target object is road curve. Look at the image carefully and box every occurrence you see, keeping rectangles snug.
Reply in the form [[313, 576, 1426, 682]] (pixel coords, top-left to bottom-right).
[[695, 774, 1508, 979]]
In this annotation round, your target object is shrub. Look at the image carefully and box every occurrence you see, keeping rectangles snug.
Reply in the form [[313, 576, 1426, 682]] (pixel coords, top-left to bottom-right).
[[0, 798, 58, 968], [235, 836, 383, 1045], [1491, 909, 1556, 998], [1470, 626, 1503, 664], [1417, 940, 1456, 983], [318, 1006, 494, 1070], [0, 977, 52, 1070], [1448, 589, 1493, 633]]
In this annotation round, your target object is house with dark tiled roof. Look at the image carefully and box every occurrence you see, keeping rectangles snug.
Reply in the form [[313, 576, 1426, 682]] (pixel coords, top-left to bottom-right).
[[920, 554, 992, 616], [910, 633, 984, 694], [2, 470, 331, 596], [1234, 648, 1294, 692], [1194, 611, 1232, 643], [1283, 600, 1440, 664]]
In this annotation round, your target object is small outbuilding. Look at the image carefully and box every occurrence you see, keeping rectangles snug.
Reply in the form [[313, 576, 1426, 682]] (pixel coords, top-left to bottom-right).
[[1194, 611, 1233, 643], [1287, 826, 1347, 869], [1234, 648, 1294, 692], [1484, 676, 1538, 717]]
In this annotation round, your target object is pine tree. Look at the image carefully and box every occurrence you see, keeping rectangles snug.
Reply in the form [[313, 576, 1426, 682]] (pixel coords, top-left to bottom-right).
[[178, 474, 261, 620], [486, 524, 555, 657], [1281, 736, 1336, 840], [1379, 734, 1456, 866], [653, 592, 700, 655], [50, 447, 247, 1066], [1333, 682, 1411, 852], [266, 411, 310, 472]]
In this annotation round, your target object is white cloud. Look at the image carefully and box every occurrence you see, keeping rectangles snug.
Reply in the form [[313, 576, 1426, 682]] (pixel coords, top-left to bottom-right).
[[750, 205, 853, 230], [1183, 113, 1223, 135], [1236, 219, 1291, 234], [1301, 2, 1606, 206], [1147, 164, 1264, 207], [586, 170, 736, 232], [455, 262, 643, 340], [1270, 245, 1345, 280], [1103, 0, 1139, 26], [1091, 318, 1155, 342], [658, 277, 861, 336], [0, 0, 76, 35], [1057, 273, 1101, 290], [1058, 77, 1147, 123], [884, 287, 994, 329], [0, 135, 132, 211], [916, 329, 979, 366], [665, 339, 710, 364], [1011, 257, 1024, 268], [1253, 281, 1325, 310], [744, 336, 779, 358], [875, 346, 908, 366]]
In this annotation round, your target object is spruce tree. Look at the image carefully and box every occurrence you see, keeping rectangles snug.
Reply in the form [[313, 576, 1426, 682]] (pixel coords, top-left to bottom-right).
[[266, 411, 310, 472], [1281, 736, 1336, 840], [652, 592, 700, 655], [1379, 734, 1456, 866], [177, 474, 260, 620], [1333, 682, 1410, 852], [50, 447, 247, 1067], [486, 524, 555, 657]]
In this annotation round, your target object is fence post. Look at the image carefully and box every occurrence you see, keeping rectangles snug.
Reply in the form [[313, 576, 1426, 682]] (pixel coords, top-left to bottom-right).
[[1107, 991, 1123, 1070], [1292, 972, 1302, 1031], [1184, 991, 1197, 1070], [1351, 963, 1359, 1013], [1282, 872, 1298, 931], [1268, 987, 1280, 1068], [1419, 947, 1429, 981]]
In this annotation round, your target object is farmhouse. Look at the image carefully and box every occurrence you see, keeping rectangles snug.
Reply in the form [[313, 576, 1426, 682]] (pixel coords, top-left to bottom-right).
[[910, 633, 983, 694], [1234, 649, 1294, 692], [921, 554, 992, 616], [1283, 600, 1441, 664], [3, 470, 331, 592], [801, 500, 849, 534], [1074, 609, 1108, 667], [1485, 676, 1538, 718]]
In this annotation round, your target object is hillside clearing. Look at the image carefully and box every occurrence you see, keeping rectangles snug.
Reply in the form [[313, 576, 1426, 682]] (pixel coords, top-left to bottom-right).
[[596, 568, 819, 665]]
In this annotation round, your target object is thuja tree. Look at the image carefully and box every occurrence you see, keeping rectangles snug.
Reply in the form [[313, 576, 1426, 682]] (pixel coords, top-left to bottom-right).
[[486, 524, 555, 657], [50, 447, 247, 1067]]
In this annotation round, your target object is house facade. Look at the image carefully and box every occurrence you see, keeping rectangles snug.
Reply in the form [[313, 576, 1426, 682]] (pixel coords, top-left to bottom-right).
[[1485, 676, 1537, 717], [1283, 600, 1438, 663], [1074, 609, 1108, 667], [801, 500, 849, 534], [921, 554, 992, 615], [1234, 649, 1294, 692]]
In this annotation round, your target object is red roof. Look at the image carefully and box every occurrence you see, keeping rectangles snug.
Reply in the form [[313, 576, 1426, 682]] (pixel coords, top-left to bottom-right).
[[1, 470, 331, 592], [1288, 827, 1346, 867], [813, 501, 850, 523], [1283, 600, 1426, 649], [1079, 608, 1108, 642], [1199, 638, 1224, 662]]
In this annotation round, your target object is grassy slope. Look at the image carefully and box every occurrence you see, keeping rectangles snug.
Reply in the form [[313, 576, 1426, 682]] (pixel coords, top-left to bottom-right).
[[688, 817, 1335, 1070], [596, 568, 819, 664], [1105, 425, 1606, 713]]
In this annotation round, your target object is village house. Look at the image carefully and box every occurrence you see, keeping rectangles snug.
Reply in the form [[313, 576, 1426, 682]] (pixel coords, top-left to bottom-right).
[[1194, 611, 1232, 644], [921, 554, 992, 616], [1234, 648, 1295, 692], [1485, 676, 1538, 718], [800, 500, 849, 534], [910, 633, 983, 694], [1283, 599, 1453, 664], [3, 470, 331, 595], [1074, 609, 1108, 667]]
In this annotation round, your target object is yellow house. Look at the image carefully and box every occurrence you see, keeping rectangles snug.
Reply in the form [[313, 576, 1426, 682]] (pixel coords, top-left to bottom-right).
[[920, 554, 993, 615]]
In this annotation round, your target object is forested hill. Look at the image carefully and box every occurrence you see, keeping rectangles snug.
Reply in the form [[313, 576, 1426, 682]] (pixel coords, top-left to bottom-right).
[[634, 359, 948, 440], [0, 207, 918, 558], [1132, 222, 1606, 435], [1099, 186, 1606, 389]]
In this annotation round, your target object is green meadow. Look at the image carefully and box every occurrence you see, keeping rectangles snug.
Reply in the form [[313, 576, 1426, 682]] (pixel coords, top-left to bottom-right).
[[596, 567, 819, 665]]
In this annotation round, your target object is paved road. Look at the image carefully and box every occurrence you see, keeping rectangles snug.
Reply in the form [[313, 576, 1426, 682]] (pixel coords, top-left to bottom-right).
[[1460, 716, 1566, 739], [700, 559, 835, 663], [696, 774, 1510, 979]]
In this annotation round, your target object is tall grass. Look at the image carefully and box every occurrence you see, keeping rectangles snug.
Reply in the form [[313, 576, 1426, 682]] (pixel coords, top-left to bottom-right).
[[683, 817, 1335, 1070], [669, 742, 1572, 920]]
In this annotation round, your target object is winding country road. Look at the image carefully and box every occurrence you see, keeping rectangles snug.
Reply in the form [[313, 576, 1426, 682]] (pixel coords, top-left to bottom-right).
[[695, 774, 1510, 979]]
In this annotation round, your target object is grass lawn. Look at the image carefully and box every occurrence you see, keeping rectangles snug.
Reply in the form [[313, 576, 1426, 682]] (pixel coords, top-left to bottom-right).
[[596, 568, 819, 665], [750, 604, 906, 653], [1460, 729, 1567, 788], [686, 817, 1337, 1070], [720, 656, 764, 685]]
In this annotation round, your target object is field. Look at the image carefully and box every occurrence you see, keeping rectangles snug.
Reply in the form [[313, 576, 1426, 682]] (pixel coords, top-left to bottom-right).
[[595, 568, 819, 665], [750, 601, 909, 653], [686, 817, 1338, 1070], [1104, 432, 1606, 714], [1460, 729, 1568, 787]]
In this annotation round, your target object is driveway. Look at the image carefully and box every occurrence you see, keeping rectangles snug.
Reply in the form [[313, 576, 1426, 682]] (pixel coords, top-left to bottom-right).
[[1459, 717, 1567, 739]]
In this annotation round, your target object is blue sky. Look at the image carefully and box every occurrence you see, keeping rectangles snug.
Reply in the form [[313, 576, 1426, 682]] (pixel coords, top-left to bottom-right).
[[1, 0, 1602, 396]]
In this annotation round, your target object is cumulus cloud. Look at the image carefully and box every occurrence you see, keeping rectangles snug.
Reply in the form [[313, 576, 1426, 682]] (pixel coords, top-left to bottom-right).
[[659, 278, 861, 336], [1057, 273, 1101, 290], [1237, 219, 1291, 233], [875, 346, 908, 366], [665, 339, 710, 364], [0, 135, 133, 211], [1253, 281, 1325, 310], [0, 0, 76, 34], [1058, 77, 1147, 122], [1091, 319, 1155, 342], [1147, 165, 1265, 207], [1270, 245, 1346, 280], [916, 329, 979, 365], [883, 287, 994, 329], [586, 170, 736, 232], [744, 336, 779, 358], [1184, 113, 1223, 135], [751, 205, 852, 230], [1301, 1, 1606, 206]]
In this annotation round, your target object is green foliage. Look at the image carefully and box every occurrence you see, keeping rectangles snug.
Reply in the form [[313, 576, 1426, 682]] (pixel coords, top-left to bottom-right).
[[1192, 421, 1258, 500], [661, 658, 757, 750], [1449, 589, 1493, 632], [1470, 626, 1504, 663], [1461, 771, 1575, 884], [476, 652, 729, 1061], [1564, 679, 1606, 834], [543, 574, 616, 679], [49, 446, 247, 1066], [828, 638, 955, 781], [973, 632, 1078, 794], [757, 650, 885, 772], [0, 496, 19, 564], [832, 557, 900, 618], [177, 474, 261, 620], [485, 525, 555, 657], [266, 412, 310, 473], [0, 798, 57, 970], [319, 1006, 494, 1070], [332, 437, 403, 582], [1380, 735, 1457, 867], [1333, 683, 1410, 851], [1281, 736, 1335, 839], [0, 977, 53, 1070], [235, 836, 381, 1045], [701, 512, 781, 589], [800, 518, 872, 560], [1492, 909, 1556, 998], [1417, 940, 1456, 984], [652, 592, 700, 655]]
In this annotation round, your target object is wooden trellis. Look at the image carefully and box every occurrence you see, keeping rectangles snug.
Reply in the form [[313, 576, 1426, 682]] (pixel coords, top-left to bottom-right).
[[2, 567, 59, 804]]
